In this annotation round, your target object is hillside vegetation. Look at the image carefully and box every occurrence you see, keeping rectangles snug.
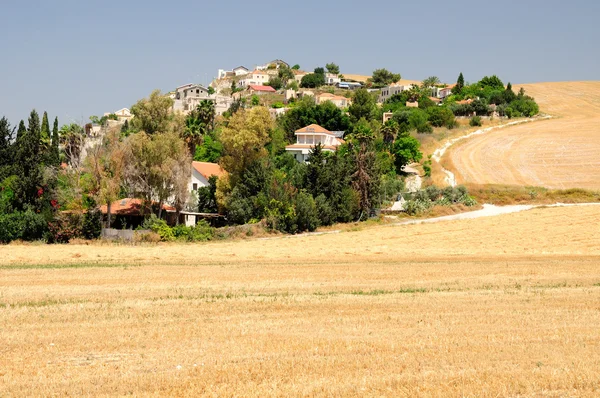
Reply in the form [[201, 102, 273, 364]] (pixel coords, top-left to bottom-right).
[[448, 81, 600, 189]]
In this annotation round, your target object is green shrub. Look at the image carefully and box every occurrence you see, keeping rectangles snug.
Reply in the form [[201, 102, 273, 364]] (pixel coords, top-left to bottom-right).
[[0, 210, 47, 243], [404, 199, 431, 215], [469, 116, 482, 127], [141, 215, 174, 241], [315, 194, 334, 226], [295, 191, 319, 232], [172, 221, 214, 242], [82, 208, 102, 239]]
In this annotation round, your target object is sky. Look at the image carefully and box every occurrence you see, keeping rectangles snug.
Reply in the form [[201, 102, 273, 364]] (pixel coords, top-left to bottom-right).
[[1, 0, 598, 127]]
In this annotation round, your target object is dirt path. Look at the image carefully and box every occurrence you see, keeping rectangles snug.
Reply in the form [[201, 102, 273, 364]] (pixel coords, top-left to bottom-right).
[[392, 202, 600, 225], [403, 165, 422, 192], [446, 82, 600, 189]]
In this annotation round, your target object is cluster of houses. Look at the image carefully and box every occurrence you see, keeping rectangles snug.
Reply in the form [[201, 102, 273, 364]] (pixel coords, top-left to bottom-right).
[[89, 58, 486, 229], [377, 82, 457, 104]]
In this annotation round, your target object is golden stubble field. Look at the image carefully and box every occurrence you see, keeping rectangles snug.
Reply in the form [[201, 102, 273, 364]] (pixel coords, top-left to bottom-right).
[[1, 205, 600, 396], [447, 81, 600, 189]]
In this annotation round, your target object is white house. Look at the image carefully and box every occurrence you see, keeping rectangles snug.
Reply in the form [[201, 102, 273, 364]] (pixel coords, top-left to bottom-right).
[[238, 70, 270, 88], [285, 124, 343, 163], [315, 93, 351, 108], [173, 83, 214, 114], [437, 84, 456, 99], [190, 161, 225, 192], [378, 83, 415, 103], [104, 108, 133, 122], [217, 66, 249, 79], [324, 72, 341, 85]]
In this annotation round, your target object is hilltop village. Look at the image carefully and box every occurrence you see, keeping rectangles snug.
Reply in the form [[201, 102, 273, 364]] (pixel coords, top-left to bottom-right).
[[0, 58, 540, 242]]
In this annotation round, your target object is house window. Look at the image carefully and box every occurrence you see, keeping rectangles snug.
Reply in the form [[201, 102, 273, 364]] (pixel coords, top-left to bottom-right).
[[193, 183, 198, 191]]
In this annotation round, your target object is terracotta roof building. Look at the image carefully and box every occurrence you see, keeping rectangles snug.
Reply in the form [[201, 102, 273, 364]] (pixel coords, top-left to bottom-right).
[[285, 124, 344, 163], [247, 84, 276, 94]]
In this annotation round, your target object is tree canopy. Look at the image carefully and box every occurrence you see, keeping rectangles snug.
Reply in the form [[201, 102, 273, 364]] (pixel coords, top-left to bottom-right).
[[130, 90, 174, 135], [370, 69, 401, 87]]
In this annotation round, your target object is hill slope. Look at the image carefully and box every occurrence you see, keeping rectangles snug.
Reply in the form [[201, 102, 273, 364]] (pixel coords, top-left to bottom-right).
[[447, 81, 600, 189]]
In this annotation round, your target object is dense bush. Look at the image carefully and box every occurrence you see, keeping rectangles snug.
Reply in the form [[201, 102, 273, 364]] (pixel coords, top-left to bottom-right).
[[46, 212, 83, 244], [294, 190, 319, 232], [470, 116, 482, 127], [141, 216, 175, 241], [141, 215, 214, 242], [172, 221, 214, 242], [427, 107, 456, 128], [403, 185, 477, 215], [82, 208, 102, 239], [0, 210, 47, 243]]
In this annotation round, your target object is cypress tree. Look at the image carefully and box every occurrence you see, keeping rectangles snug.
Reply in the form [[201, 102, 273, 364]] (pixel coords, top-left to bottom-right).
[[51, 117, 60, 166], [41, 111, 50, 146], [457, 72, 465, 90], [16, 120, 26, 143], [14, 110, 43, 209], [0, 117, 15, 180]]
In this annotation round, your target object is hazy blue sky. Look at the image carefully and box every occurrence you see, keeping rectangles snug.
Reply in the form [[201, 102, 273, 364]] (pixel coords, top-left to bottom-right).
[[1, 0, 598, 126]]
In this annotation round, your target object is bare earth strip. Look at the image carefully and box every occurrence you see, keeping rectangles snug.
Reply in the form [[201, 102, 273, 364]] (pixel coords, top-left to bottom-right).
[[1, 206, 600, 396], [448, 81, 600, 189]]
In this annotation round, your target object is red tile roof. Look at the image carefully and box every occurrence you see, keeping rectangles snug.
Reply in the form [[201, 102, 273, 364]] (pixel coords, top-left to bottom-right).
[[99, 198, 175, 216], [192, 161, 225, 180], [248, 85, 276, 92]]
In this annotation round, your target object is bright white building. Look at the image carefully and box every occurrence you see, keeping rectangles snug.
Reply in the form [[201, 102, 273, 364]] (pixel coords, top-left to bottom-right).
[[285, 124, 344, 163], [378, 83, 414, 103], [237, 70, 270, 88]]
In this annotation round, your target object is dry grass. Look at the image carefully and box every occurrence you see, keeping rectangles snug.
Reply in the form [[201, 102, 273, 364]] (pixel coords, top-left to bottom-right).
[[465, 183, 600, 205], [447, 81, 600, 189], [2, 206, 600, 396]]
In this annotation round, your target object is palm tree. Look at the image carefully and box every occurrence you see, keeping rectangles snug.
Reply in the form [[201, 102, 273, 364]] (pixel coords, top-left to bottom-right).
[[421, 76, 441, 88], [183, 100, 215, 157], [381, 120, 399, 145]]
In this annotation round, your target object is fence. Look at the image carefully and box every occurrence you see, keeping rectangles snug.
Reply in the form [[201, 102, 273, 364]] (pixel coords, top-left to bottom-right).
[[101, 228, 149, 241]]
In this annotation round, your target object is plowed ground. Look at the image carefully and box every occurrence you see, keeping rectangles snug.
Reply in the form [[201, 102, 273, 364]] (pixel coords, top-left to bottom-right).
[[448, 81, 600, 189]]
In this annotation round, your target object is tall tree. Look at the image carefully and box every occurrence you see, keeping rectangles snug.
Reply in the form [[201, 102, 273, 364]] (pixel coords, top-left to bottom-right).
[[0, 117, 15, 180], [453, 72, 465, 95], [381, 120, 399, 144], [59, 124, 86, 167], [392, 133, 422, 173], [51, 117, 60, 166], [14, 111, 44, 209], [219, 107, 273, 186], [130, 90, 174, 135], [421, 76, 441, 88], [41, 111, 51, 147], [125, 131, 191, 219], [350, 123, 379, 217], [370, 69, 401, 87], [325, 62, 340, 75], [348, 88, 377, 123], [86, 127, 127, 227], [183, 99, 215, 157], [277, 65, 294, 84]]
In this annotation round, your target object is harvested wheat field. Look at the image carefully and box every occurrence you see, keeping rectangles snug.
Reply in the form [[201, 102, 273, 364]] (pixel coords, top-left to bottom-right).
[[1, 205, 600, 396], [448, 81, 600, 189]]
